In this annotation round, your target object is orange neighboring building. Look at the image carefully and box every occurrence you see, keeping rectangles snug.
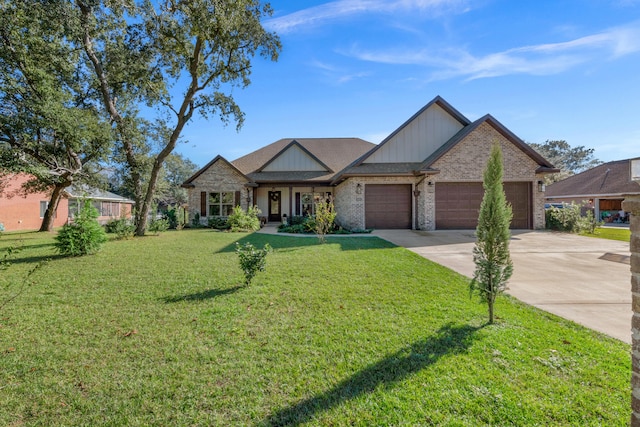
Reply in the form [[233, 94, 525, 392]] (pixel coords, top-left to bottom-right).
[[0, 174, 134, 232]]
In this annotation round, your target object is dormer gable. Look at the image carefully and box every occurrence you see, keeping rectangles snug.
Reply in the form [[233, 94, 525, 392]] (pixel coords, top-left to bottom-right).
[[182, 155, 251, 188], [258, 140, 332, 172]]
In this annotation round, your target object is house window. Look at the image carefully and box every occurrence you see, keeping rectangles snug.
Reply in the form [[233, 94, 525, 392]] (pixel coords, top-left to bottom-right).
[[301, 193, 313, 216], [40, 201, 48, 218], [68, 200, 79, 218], [101, 201, 112, 216], [209, 192, 234, 217], [299, 192, 332, 216], [40, 201, 57, 219]]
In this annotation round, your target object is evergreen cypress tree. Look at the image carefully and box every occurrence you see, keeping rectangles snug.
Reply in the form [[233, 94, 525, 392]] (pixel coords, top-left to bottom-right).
[[470, 143, 513, 324]]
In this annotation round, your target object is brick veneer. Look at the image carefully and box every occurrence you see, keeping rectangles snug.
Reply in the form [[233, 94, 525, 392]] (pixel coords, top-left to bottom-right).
[[0, 174, 70, 231], [186, 160, 250, 224], [428, 123, 546, 230], [335, 123, 547, 231], [335, 176, 416, 230]]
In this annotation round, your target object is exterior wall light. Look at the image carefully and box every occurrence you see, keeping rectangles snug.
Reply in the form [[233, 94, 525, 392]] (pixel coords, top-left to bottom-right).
[[426, 181, 435, 193], [537, 180, 545, 192], [356, 183, 363, 194]]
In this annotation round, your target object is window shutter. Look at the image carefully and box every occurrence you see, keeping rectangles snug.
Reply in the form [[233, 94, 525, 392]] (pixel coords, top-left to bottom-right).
[[235, 191, 241, 208], [200, 192, 207, 216], [295, 193, 301, 216]]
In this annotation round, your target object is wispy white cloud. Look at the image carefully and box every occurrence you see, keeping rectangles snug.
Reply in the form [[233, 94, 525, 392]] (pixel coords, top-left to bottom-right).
[[308, 59, 371, 84], [264, 0, 470, 34], [344, 22, 640, 80]]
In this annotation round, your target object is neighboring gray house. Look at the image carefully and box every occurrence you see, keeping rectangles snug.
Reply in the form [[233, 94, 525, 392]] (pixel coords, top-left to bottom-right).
[[183, 96, 556, 230], [545, 159, 640, 223], [66, 185, 135, 224]]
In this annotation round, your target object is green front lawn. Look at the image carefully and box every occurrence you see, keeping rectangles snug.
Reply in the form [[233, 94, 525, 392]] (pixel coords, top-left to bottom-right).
[[0, 230, 630, 426], [581, 226, 631, 242]]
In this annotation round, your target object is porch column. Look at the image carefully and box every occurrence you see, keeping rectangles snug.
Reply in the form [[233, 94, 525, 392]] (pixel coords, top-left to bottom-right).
[[289, 186, 293, 219], [623, 194, 640, 426]]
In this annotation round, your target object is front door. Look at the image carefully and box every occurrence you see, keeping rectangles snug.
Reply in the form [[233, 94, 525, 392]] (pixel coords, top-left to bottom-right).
[[268, 191, 281, 222]]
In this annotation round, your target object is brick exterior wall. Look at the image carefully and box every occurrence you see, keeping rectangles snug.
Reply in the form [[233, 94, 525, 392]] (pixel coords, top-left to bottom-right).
[[0, 174, 69, 231], [334, 123, 547, 231], [335, 176, 418, 231], [186, 160, 251, 224], [427, 123, 546, 230]]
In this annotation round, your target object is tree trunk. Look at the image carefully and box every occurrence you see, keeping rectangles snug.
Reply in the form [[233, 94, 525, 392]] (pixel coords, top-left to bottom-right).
[[39, 182, 68, 232], [488, 301, 494, 325], [134, 117, 188, 236]]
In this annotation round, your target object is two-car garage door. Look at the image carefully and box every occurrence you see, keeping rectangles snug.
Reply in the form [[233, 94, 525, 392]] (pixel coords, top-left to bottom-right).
[[435, 182, 532, 229], [364, 182, 532, 229]]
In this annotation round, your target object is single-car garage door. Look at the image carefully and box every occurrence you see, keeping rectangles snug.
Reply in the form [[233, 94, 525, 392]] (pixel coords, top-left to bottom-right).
[[365, 184, 412, 229], [435, 182, 531, 229]]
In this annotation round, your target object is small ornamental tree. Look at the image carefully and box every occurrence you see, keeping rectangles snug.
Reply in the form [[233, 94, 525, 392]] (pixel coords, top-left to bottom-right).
[[314, 197, 336, 243], [55, 199, 107, 256], [235, 242, 271, 285], [470, 143, 513, 324]]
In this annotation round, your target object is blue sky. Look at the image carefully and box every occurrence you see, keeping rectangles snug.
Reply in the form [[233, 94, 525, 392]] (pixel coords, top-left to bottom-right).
[[175, 0, 640, 167]]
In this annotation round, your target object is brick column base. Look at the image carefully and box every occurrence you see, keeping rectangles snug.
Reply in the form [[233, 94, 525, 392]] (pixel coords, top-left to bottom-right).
[[622, 195, 640, 426]]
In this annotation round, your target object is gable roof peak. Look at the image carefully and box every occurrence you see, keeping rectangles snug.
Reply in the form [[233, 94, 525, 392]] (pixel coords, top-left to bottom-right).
[[417, 112, 557, 171], [256, 139, 333, 173], [181, 155, 250, 188]]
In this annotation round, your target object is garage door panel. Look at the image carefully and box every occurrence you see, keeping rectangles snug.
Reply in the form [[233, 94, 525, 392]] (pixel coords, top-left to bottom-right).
[[365, 184, 412, 229], [436, 182, 531, 229], [503, 182, 531, 229]]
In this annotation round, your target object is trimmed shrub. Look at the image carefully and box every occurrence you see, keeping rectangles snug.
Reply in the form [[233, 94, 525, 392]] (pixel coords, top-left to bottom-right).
[[148, 218, 170, 235], [208, 217, 230, 230], [288, 215, 306, 226], [227, 205, 261, 232], [191, 213, 204, 228], [104, 217, 135, 240], [165, 204, 187, 230], [278, 223, 306, 233], [55, 199, 107, 256], [546, 203, 601, 234]]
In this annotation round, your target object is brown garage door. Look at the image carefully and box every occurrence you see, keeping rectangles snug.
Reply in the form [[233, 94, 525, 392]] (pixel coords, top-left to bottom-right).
[[365, 184, 412, 229], [504, 182, 532, 229], [435, 182, 531, 229]]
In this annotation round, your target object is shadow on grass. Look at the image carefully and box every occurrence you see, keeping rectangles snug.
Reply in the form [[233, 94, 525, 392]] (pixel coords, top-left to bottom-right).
[[161, 285, 244, 303], [215, 233, 394, 254], [260, 323, 481, 426], [3, 253, 65, 265]]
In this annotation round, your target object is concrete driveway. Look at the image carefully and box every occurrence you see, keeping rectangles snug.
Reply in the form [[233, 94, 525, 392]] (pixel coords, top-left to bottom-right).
[[372, 229, 632, 343]]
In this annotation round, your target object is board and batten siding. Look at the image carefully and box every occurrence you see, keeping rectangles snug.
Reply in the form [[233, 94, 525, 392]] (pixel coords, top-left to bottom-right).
[[364, 103, 465, 164], [262, 144, 327, 172]]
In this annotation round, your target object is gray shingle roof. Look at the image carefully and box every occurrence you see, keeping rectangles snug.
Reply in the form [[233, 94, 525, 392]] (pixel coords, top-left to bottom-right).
[[65, 185, 134, 203], [545, 159, 640, 198], [232, 138, 376, 183], [335, 162, 424, 177]]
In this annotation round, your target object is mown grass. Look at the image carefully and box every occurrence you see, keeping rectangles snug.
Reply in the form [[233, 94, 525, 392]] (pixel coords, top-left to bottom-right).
[[0, 229, 630, 426], [581, 226, 631, 242]]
